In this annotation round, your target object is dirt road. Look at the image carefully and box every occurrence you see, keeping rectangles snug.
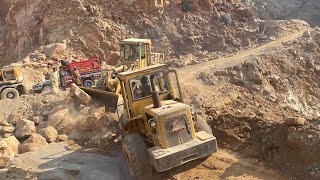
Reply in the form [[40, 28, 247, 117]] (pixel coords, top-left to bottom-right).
[[178, 31, 305, 87]]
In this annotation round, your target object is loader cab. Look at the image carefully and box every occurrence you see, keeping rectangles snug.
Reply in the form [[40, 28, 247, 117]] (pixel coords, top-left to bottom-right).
[[0, 68, 23, 83], [120, 39, 151, 68], [118, 64, 183, 120], [0, 67, 25, 100], [120, 39, 164, 68]]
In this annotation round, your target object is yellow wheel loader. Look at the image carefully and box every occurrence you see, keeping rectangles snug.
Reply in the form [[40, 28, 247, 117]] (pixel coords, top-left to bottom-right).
[[82, 64, 218, 179], [0, 67, 26, 100], [95, 38, 164, 95], [115, 64, 218, 179]]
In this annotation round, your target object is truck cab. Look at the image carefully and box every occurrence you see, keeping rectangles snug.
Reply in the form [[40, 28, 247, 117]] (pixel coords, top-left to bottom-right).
[[117, 64, 218, 178], [61, 56, 103, 87]]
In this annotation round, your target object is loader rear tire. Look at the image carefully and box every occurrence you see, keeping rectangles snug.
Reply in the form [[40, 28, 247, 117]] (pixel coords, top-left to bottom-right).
[[195, 116, 213, 135], [1, 88, 19, 100], [122, 133, 152, 180]]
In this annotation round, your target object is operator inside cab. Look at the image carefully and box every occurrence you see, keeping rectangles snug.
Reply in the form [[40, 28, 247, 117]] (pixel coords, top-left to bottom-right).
[[129, 71, 169, 100], [121, 44, 139, 62], [120, 44, 146, 62]]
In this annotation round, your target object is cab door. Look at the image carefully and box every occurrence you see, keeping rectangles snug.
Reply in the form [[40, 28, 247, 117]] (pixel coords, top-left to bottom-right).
[[167, 69, 183, 103], [138, 44, 148, 68]]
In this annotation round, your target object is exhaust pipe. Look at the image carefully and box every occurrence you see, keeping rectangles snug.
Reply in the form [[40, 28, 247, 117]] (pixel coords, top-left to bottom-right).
[[152, 91, 161, 108]]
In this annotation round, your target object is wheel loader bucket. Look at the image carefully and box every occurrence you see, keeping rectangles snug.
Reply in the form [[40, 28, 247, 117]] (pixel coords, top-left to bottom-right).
[[80, 87, 119, 111]]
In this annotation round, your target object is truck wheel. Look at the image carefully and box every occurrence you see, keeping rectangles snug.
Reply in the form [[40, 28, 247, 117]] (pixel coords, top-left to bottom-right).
[[122, 133, 152, 180], [95, 75, 106, 89], [42, 86, 52, 92], [1, 88, 19, 99], [83, 79, 94, 87], [195, 116, 213, 135]]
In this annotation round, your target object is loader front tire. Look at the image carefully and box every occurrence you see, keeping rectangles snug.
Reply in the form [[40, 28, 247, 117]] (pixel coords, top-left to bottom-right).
[[122, 133, 152, 180]]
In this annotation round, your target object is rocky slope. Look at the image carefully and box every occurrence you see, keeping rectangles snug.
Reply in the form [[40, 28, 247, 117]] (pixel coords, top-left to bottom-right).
[[186, 28, 320, 179], [0, 0, 309, 68], [248, 0, 320, 27]]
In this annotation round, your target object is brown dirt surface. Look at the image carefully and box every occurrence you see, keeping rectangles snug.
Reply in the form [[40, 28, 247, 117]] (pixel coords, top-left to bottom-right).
[[178, 27, 320, 179], [1, 1, 319, 179]]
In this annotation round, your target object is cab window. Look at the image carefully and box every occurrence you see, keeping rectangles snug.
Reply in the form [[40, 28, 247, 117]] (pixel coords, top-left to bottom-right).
[[121, 44, 140, 61], [140, 44, 146, 59], [4, 70, 15, 80], [129, 71, 169, 100], [168, 71, 182, 100]]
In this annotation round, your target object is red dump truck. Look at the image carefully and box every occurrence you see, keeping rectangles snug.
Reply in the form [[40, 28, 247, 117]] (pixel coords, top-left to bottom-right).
[[61, 57, 103, 87]]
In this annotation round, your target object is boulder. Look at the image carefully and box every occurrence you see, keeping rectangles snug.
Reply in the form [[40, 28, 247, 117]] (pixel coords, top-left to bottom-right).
[[78, 106, 106, 131], [22, 57, 31, 64], [69, 84, 92, 105], [42, 43, 67, 59], [38, 54, 47, 61], [21, 134, 48, 153], [57, 134, 69, 142], [0, 157, 8, 169], [2, 133, 13, 138], [1, 125, 15, 133], [284, 117, 305, 126], [303, 30, 311, 37], [7, 114, 22, 125], [15, 119, 36, 139], [48, 109, 70, 129], [37, 121, 48, 130], [236, 7, 254, 17], [306, 40, 319, 52], [79, 107, 90, 114], [0, 136, 21, 157], [214, 70, 228, 76], [32, 116, 44, 125], [287, 127, 296, 133], [38, 126, 58, 142], [262, 84, 277, 102], [108, 52, 120, 66]]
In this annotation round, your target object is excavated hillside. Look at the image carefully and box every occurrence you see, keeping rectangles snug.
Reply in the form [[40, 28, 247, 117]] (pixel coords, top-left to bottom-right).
[[0, 0, 309, 67], [0, 0, 319, 180], [179, 27, 320, 179]]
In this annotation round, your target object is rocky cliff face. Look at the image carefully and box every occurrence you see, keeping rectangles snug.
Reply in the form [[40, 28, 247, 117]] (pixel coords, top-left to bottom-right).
[[248, 0, 320, 27], [0, 0, 306, 66]]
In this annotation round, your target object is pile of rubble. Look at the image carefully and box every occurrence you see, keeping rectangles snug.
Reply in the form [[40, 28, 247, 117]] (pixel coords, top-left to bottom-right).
[[0, 85, 120, 168]]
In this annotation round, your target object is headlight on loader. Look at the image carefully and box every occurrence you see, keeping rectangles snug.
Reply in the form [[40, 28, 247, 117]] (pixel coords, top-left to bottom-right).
[[148, 118, 156, 128]]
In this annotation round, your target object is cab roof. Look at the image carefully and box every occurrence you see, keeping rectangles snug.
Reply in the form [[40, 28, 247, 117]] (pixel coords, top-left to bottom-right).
[[121, 38, 151, 45], [118, 64, 168, 79]]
